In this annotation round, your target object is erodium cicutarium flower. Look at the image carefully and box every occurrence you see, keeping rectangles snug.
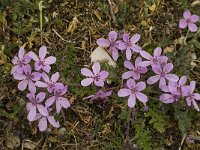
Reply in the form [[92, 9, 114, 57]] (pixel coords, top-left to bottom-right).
[[81, 62, 109, 87]]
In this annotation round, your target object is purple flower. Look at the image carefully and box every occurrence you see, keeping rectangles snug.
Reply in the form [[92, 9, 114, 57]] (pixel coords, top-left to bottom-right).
[[11, 47, 31, 74], [122, 57, 147, 80], [35, 72, 61, 93], [139, 47, 168, 68], [26, 92, 48, 121], [160, 82, 181, 103], [179, 10, 199, 32], [28, 46, 56, 73], [81, 62, 109, 87], [97, 31, 121, 61], [118, 79, 147, 108], [118, 33, 142, 60], [13, 65, 41, 92], [83, 90, 112, 100], [183, 81, 200, 111], [147, 63, 179, 88], [33, 109, 60, 132], [45, 85, 70, 113]]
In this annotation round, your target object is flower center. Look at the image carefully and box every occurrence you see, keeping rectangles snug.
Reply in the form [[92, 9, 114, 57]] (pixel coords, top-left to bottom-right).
[[38, 60, 45, 66], [94, 75, 101, 81], [173, 94, 180, 101], [26, 74, 34, 80]]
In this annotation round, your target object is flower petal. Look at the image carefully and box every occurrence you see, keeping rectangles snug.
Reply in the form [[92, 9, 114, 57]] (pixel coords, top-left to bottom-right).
[[136, 82, 146, 91], [112, 49, 118, 61], [97, 38, 110, 47], [28, 81, 36, 93], [47, 116, 60, 128], [81, 78, 94, 86], [190, 15, 199, 23], [122, 71, 133, 79], [130, 34, 141, 43], [147, 75, 160, 85], [36, 92, 46, 102], [92, 62, 100, 75], [128, 94, 136, 108], [37, 104, 48, 116], [126, 48, 132, 60], [27, 106, 36, 122], [99, 71, 109, 79], [42, 72, 50, 82], [59, 97, 71, 109], [28, 52, 39, 61], [13, 73, 26, 80], [126, 79, 135, 89], [32, 72, 41, 81], [163, 63, 173, 73], [192, 100, 199, 111], [94, 79, 104, 87], [140, 50, 152, 60], [124, 61, 134, 70], [118, 89, 132, 97], [51, 72, 59, 82], [136, 92, 148, 103], [165, 74, 179, 82], [138, 61, 151, 67], [39, 46, 47, 59], [108, 31, 117, 41], [18, 47, 25, 60], [56, 101, 62, 113], [183, 10, 191, 19], [188, 23, 197, 32], [153, 47, 162, 57], [38, 117, 47, 131], [160, 94, 174, 103], [35, 81, 48, 88], [194, 93, 200, 100], [179, 76, 187, 86], [190, 81, 196, 93], [18, 80, 28, 91], [42, 65, 51, 73], [123, 33, 130, 42], [179, 19, 187, 29], [44, 56, 56, 64], [45, 96, 56, 107], [81, 68, 93, 77]]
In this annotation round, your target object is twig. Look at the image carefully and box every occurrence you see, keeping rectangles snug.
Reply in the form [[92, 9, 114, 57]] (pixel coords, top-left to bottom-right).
[[52, 29, 70, 42], [107, 0, 117, 25], [179, 133, 187, 150]]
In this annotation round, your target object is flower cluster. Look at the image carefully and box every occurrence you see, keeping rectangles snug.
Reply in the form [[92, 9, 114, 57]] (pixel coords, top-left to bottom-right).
[[90, 9, 199, 111], [11, 46, 71, 131]]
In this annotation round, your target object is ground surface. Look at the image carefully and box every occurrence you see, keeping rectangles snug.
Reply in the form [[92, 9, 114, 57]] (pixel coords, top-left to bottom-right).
[[0, 0, 200, 150]]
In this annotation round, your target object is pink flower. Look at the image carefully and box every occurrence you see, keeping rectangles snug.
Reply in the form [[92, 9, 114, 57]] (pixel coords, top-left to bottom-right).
[[147, 63, 179, 88], [13, 65, 41, 92], [139, 47, 168, 68], [97, 31, 121, 61], [28, 46, 56, 73], [45, 85, 70, 113], [182, 81, 200, 111], [26, 92, 48, 121], [83, 90, 112, 100], [35, 72, 61, 93], [81, 62, 109, 87], [160, 82, 181, 104], [118, 79, 147, 108], [118, 33, 142, 60], [122, 57, 147, 80], [179, 10, 199, 32], [33, 110, 60, 132], [11, 47, 31, 74]]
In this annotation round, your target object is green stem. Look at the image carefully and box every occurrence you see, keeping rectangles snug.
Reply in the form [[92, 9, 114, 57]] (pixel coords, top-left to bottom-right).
[[38, 1, 43, 43], [184, 29, 189, 45]]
